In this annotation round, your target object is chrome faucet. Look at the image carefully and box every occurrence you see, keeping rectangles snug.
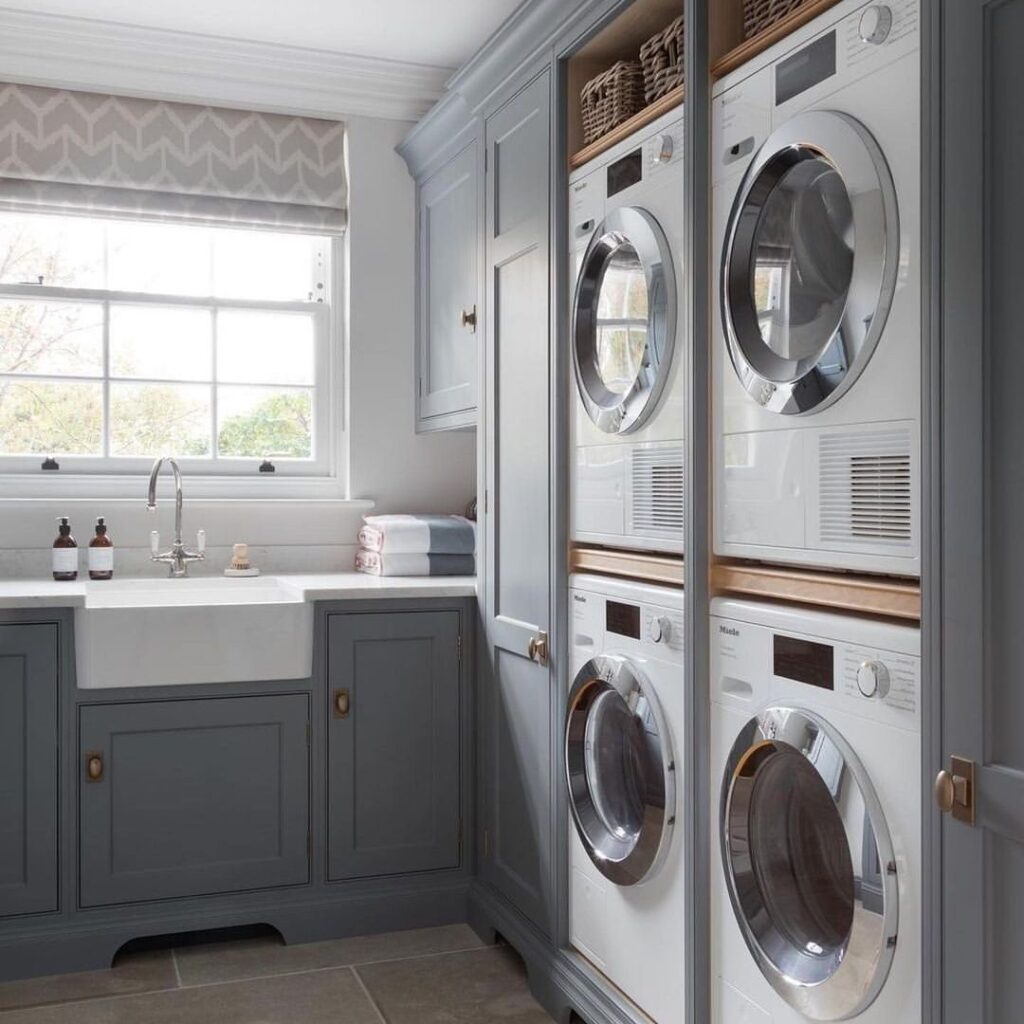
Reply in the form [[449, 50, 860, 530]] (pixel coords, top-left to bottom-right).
[[146, 457, 205, 577]]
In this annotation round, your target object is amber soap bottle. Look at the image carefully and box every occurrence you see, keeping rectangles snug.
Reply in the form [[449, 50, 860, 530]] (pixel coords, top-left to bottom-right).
[[52, 517, 78, 581], [88, 517, 114, 581]]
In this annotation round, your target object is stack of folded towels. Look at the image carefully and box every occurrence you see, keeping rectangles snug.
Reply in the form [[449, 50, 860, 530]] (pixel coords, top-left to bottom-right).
[[355, 514, 476, 577]]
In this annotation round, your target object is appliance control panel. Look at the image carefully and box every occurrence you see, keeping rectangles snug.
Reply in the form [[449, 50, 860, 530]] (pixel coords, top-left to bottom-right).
[[571, 588, 684, 658], [843, 0, 918, 67], [840, 645, 918, 712]]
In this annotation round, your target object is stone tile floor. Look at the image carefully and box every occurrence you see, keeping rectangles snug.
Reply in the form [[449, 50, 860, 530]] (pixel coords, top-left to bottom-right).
[[0, 924, 556, 1023]]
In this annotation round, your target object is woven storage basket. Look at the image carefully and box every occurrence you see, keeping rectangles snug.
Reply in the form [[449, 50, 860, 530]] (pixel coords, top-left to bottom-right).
[[742, 0, 809, 39], [639, 14, 685, 105], [580, 60, 646, 147]]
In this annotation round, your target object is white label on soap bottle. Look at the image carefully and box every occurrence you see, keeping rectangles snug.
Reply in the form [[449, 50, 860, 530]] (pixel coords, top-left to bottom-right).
[[52, 548, 78, 574], [88, 547, 114, 573]]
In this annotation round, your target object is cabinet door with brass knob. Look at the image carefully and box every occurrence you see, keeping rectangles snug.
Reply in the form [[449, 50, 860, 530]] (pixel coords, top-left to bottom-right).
[[416, 139, 479, 432]]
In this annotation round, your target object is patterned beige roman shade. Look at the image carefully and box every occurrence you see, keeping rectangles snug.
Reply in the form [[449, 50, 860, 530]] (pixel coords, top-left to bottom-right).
[[0, 83, 346, 233]]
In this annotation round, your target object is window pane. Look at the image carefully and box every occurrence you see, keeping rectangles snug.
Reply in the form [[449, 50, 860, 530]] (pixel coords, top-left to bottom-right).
[[107, 222, 212, 296], [109, 383, 211, 457], [110, 306, 212, 381], [0, 379, 102, 454], [213, 230, 321, 301], [0, 213, 105, 289], [217, 311, 315, 385], [0, 300, 104, 376], [217, 386, 312, 459]]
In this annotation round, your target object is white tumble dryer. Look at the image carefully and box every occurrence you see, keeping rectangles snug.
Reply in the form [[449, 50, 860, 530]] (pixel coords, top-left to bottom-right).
[[712, 0, 920, 576], [566, 574, 685, 1022], [710, 598, 920, 1023], [570, 110, 684, 555]]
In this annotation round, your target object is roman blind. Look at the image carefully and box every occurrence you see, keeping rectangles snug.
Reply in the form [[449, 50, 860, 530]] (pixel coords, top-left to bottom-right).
[[0, 82, 346, 233]]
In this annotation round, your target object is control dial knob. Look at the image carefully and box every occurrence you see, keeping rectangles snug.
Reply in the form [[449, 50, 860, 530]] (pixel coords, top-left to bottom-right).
[[857, 660, 891, 699], [859, 5, 893, 45], [651, 616, 673, 644], [652, 134, 674, 164]]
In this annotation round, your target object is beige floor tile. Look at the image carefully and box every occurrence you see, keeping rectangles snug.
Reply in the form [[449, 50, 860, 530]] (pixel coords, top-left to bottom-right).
[[355, 945, 553, 1024], [0, 966, 380, 1024], [0, 952, 177, 1013]]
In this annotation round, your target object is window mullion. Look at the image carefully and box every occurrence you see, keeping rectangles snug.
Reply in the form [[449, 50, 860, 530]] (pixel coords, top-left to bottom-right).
[[102, 299, 111, 459], [210, 307, 219, 461]]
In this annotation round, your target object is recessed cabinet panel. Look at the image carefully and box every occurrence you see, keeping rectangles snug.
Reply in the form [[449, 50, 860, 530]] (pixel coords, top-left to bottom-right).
[[418, 142, 479, 430], [0, 624, 58, 919], [79, 695, 310, 907], [327, 611, 461, 881]]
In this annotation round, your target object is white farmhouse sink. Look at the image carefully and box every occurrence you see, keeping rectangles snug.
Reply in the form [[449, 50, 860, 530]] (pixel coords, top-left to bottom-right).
[[74, 577, 313, 689]]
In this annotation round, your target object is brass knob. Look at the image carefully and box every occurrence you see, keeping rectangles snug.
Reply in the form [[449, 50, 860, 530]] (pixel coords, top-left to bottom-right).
[[85, 753, 104, 782], [334, 689, 350, 718], [527, 631, 548, 666], [934, 769, 955, 813], [460, 306, 477, 331]]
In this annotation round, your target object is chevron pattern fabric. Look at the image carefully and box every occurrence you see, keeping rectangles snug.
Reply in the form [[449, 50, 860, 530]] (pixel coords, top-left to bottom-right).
[[0, 82, 346, 232]]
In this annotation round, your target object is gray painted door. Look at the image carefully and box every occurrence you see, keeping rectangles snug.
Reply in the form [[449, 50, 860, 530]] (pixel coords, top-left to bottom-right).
[[481, 69, 554, 936], [79, 695, 310, 907], [326, 610, 462, 880], [938, 2, 1024, 1020], [0, 624, 58, 918], [418, 140, 479, 429]]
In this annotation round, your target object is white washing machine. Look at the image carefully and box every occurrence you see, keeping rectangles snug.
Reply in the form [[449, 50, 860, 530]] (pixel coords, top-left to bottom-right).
[[710, 598, 920, 1023], [570, 109, 685, 555], [566, 574, 685, 1022], [712, 0, 920, 576]]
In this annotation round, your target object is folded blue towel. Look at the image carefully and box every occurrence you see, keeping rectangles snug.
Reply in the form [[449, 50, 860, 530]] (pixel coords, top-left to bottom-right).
[[358, 514, 476, 555], [355, 549, 475, 577]]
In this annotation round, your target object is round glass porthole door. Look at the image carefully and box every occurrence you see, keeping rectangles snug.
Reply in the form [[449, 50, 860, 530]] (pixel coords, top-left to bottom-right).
[[573, 207, 677, 435], [720, 707, 898, 1021], [721, 110, 899, 415], [565, 655, 675, 886]]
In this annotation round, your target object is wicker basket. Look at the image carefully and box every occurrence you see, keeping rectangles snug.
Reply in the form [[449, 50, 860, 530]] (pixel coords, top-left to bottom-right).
[[580, 60, 646, 147], [742, 0, 809, 39], [639, 15, 685, 105]]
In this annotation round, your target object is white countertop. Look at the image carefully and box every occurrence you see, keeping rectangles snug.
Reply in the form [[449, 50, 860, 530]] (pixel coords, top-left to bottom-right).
[[0, 572, 477, 609]]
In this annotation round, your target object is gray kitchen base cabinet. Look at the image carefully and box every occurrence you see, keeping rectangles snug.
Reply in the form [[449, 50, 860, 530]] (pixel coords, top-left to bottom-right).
[[327, 610, 462, 880], [79, 694, 310, 907], [0, 624, 59, 919]]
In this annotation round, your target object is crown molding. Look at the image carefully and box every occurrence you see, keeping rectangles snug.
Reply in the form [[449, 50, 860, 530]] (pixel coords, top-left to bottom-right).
[[0, 6, 451, 121]]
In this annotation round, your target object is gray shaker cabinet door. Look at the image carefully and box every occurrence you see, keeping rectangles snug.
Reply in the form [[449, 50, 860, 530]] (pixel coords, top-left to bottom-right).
[[0, 624, 59, 919], [481, 70, 554, 937], [79, 695, 310, 908], [327, 611, 462, 880], [418, 140, 479, 430]]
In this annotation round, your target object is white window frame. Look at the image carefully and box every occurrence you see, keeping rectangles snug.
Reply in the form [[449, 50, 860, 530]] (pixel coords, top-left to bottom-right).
[[0, 229, 347, 500]]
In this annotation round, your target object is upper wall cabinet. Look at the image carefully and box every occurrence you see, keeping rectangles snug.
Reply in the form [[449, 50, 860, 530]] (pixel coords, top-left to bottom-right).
[[416, 140, 480, 432]]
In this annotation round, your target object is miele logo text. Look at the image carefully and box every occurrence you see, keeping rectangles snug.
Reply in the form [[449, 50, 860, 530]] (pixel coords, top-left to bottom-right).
[[719, 625, 740, 637], [573, 594, 587, 603]]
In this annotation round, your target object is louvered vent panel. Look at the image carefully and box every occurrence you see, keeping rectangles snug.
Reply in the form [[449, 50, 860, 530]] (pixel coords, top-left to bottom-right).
[[631, 445, 684, 538], [819, 430, 913, 546]]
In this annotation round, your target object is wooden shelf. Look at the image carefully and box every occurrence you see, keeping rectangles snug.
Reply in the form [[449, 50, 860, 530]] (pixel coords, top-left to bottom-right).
[[569, 85, 684, 170], [570, 546, 684, 588], [710, 0, 841, 80], [711, 562, 921, 621]]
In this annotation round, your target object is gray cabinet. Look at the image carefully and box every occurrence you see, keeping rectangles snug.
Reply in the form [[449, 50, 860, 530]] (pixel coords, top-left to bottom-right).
[[0, 624, 58, 919], [480, 69, 555, 937], [416, 140, 479, 432], [327, 610, 462, 880], [79, 694, 310, 907]]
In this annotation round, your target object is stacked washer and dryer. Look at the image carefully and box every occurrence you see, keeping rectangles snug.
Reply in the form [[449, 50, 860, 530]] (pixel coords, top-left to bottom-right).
[[710, 1, 922, 1023], [565, 110, 687, 1022]]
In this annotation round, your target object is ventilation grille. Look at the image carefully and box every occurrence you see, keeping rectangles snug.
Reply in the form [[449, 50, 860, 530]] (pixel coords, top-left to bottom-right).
[[819, 429, 913, 547], [631, 445, 684, 538]]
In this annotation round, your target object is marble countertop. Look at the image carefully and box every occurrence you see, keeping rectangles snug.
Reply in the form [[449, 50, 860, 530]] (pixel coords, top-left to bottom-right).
[[0, 572, 477, 609]]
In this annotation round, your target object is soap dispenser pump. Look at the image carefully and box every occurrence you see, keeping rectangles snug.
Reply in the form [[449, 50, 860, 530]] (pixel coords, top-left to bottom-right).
[[88, 517, 114, 580], [52, 517, 78, 581]]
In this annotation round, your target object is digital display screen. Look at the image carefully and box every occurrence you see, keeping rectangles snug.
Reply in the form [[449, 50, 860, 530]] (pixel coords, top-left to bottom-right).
[[606, 600, 641, 639], [607, 150, 643, 198], [776, 31, 836, 106], [773, 634, 834, 690]]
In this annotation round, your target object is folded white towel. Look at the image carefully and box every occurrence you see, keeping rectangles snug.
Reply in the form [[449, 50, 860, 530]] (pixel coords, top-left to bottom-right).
[[358, 514, 476, 555], [355, 548, 475, 577]]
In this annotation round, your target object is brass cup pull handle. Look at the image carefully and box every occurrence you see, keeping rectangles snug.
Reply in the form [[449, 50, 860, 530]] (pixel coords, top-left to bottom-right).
[[460, 306, 477, 331], [334, 689, 351, 718], [85, 753, 104, 782]]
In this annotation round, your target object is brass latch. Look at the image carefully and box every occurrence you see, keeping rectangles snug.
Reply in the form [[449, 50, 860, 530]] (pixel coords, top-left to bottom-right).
[[935, 755, 975, 825]]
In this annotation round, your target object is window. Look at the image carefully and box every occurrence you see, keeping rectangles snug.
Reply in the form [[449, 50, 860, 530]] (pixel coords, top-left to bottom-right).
[[0, 211, 335, 478]]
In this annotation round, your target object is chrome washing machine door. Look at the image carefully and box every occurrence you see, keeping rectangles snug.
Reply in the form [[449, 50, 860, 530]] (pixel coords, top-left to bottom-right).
[[720, 706, 898, 1021], [565, 654, 675, 886], [721, 110, 899, 415], [572, 206, 677, 435]]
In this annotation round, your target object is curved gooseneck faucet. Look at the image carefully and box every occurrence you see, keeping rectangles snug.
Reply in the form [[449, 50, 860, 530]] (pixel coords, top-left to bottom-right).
[[147, 457, 205, 577]]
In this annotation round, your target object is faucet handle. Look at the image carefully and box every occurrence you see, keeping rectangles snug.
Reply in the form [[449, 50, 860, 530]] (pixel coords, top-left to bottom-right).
[[150, 530, 160, 555], [196, 529, 206, 555]]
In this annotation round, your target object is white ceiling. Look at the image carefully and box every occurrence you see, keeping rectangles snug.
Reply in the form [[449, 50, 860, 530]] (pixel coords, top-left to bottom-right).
[[12, 0, 524, 70]]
